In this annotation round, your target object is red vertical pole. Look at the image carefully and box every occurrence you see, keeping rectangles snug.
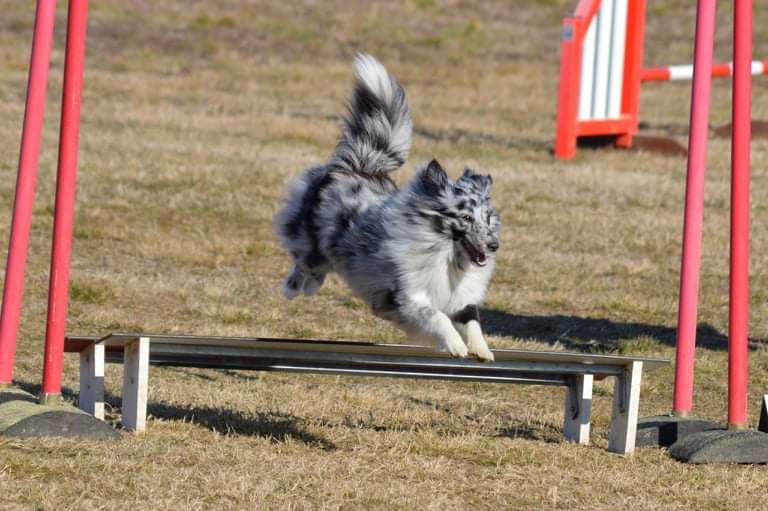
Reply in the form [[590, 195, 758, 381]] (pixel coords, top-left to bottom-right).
[[673, 0, 716, 417], [554, 17, 582, 160], [616, 0, 647, 148], [728, 0, 752, 430], [0, 0, 57, 386], [40, 0, 89, 401]]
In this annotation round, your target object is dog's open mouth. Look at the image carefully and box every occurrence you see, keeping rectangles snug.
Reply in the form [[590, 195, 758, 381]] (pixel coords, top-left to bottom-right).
[[461, 239, 488, 267]]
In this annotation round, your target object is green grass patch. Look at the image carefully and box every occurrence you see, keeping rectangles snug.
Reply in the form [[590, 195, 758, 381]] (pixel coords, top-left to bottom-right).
[[189, 15, 237, 31], [70, 279, 116, 305], [617, 336, 663, 355]]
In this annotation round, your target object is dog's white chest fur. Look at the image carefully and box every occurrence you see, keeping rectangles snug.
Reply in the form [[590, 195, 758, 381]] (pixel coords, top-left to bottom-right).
[[393, 237, 494, 315]]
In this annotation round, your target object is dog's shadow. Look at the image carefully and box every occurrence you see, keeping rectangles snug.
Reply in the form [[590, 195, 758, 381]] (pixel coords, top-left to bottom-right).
[[479, 309, 766, 352]]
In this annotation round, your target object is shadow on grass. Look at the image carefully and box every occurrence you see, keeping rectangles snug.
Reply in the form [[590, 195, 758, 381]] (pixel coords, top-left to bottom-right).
[[495, 420, 565, 444], [406, 397, 565, 443], [145, 400, 336, 450], [480, 309, 746, 352], [12, 381, 563, 446], [14, 380, 334, 449]]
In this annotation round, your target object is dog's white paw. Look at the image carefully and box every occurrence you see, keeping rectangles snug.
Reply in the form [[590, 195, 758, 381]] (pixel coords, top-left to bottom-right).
[[466, 322, 494, 362], [441, 332, 469, 358], [468, 344, 494, 362]]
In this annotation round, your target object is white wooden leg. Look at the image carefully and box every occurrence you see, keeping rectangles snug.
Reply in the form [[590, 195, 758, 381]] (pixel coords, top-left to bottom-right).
[[563, 374, 593, 444], [608, 361, 643, 455], [121, 337, 149, 432], [79, 343, 105, 420]]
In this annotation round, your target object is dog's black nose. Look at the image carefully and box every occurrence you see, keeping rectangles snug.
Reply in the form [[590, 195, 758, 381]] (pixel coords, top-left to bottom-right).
[[487, 240, 499, 252]]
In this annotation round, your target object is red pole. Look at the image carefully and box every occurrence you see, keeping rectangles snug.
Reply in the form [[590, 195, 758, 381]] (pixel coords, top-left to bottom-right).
[[0, 0, 57, 386], [728, 0, 752, 430], [41, 0, 89, 401], [554, 17, 582, 160], [673, 0, 716, 417], [616, 0, 646, 149]]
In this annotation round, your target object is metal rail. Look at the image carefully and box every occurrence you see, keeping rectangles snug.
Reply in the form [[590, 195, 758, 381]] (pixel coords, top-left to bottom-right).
[[66, 332, 667, 386]]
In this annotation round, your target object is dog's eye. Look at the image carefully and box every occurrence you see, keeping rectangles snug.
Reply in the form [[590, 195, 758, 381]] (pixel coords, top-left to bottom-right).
[[461, 214, 473, 223]]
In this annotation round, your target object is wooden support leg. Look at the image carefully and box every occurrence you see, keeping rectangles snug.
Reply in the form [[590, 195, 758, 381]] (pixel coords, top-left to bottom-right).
[[608, 361, 643, 454], [78, 342, 104, 419], [121, 336, 149, 432], [563, 374, 593, 444]]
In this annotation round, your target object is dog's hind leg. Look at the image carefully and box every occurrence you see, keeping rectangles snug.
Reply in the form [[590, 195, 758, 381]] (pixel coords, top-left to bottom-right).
[[396, 299, 468, 358], [302, 271, 326, 296], [283, 265, 306, 299], [451, 305, 493, 362]]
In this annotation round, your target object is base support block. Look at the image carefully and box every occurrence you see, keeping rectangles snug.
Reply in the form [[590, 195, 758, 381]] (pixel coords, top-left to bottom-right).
[[669, 429, 768, 464], [635, 414, 721, 447], [0, 386, 118, 440]]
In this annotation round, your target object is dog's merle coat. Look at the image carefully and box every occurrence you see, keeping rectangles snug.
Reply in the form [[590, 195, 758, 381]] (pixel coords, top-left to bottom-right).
[[275, 54, 501, 360]]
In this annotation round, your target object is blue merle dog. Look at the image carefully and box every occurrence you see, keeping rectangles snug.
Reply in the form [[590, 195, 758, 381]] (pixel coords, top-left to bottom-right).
[[275, 54, 501, 361]]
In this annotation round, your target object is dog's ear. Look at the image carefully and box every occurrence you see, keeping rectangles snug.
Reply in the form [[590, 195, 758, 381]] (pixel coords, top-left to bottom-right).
[[418, 159, 449, 195], [458, 168, 493, 195]]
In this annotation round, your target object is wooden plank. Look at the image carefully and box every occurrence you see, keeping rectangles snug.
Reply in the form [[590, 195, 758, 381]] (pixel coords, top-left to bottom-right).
[[65, 336, 99, 352], [66, 333, 668, 370], [135, 344, 629, 377], [65, 333, 666, 450]]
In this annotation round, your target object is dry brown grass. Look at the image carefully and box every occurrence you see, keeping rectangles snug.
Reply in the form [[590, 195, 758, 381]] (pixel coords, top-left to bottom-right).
[[1, 0, 768, 509]]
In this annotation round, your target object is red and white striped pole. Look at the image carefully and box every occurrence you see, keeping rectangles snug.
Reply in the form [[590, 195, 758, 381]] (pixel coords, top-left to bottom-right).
[[0, 0, 57, 386], [41, 0, 89, 402], [727, 0, 752, 430], [641, 60, 767, 82], [673, 0, 716, 417]]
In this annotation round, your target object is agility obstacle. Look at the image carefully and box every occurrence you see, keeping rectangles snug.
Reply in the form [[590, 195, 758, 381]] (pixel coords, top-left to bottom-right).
[[641, 59, 768, 82], [0, 0, 87, 403], [554, 0, 767, 159], [632, 1, 768, 463], [0, 0, 667, 454], [0, 0, 667, 452], [64, 333, 667, 454], [676, 0, 752, 428]]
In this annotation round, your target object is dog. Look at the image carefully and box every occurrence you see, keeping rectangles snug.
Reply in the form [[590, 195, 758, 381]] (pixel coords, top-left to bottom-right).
[[275, 54, 500, 361]]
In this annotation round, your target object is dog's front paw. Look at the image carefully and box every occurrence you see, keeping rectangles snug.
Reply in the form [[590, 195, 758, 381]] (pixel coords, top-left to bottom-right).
[[468, 344, 494, 362], [441, 332, 469, 358], [466, 323, 494, 362]]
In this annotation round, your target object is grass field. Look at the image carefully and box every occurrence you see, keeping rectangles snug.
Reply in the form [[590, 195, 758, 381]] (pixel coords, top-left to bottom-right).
[[1, 0, 768, 509]]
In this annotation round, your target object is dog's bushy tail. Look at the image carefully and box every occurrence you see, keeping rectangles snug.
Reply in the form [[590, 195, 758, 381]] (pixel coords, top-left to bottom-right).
[[330, 54, 412, 176]]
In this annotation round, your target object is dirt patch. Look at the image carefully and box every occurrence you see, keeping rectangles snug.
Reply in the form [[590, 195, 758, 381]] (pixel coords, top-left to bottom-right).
[[713, 119, 768, 139]]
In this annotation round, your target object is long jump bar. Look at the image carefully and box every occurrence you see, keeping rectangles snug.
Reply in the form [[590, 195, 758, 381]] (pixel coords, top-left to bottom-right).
[[65, 333, 667, 386], [642, 60, 768, 81]]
